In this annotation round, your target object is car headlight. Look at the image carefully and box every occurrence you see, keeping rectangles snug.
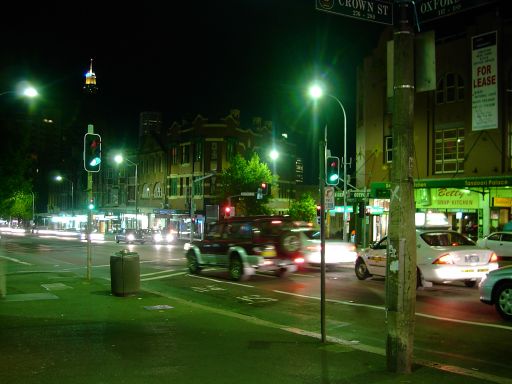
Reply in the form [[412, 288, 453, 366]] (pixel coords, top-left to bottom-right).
[[166, 233, 174, 242], [127, 234, 135, 241], [154, 233, 163, 242]]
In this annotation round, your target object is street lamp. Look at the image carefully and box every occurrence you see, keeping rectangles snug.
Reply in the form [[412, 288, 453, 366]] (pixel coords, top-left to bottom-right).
[[114, 154, 138, 229], [54, 175, 74, 210], [0, 85, 38, 98], [309, 84, 349, 242]]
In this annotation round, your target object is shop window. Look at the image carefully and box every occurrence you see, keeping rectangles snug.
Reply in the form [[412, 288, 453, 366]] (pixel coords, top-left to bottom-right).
[[169, 178, 178, 196]]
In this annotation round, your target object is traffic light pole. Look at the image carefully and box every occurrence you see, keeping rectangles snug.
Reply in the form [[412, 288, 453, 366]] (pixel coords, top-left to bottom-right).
[[386, 2, 417, 373], [86, 124, 94, 281], [319, 125, 327, 343]]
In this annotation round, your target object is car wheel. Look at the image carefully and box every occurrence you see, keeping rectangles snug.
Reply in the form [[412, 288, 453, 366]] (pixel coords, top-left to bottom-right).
[[116, 239, 120, 243], [355, 257, 371, 280], [280, 233, 301, 256], [186, 250, 201, 274], [276, 267, 291, 278], [494, 282, 512, 321], [464, 280, 477, 288], [229, 255, 246, 281]]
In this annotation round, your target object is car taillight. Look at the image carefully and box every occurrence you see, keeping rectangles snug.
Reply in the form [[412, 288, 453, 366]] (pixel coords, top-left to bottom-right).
[[489, 252, 498, 263], [294, 257, 305, 264], [432, 253, 454, 264]]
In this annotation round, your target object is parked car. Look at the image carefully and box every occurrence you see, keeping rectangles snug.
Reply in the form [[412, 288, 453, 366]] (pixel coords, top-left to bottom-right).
[[184, 215, 307, 281], [479, 265, 512, 321], [115, 229, 145, 244], [477, 232, 512, 263], [355, 228, 499, 287], [298, 229, 357, 270]]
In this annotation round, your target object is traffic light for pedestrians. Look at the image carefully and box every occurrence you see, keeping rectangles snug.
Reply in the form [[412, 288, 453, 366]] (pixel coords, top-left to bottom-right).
[[325, 156, 340, 185], [84, 133, 102, 172]]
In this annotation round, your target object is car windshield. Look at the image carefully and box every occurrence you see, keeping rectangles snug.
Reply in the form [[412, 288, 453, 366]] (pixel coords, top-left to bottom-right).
[[421, 231, 475, 246], [301, 230, 320, 240]]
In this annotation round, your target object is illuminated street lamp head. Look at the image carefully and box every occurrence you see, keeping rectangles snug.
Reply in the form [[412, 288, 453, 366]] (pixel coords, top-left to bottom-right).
[[23, 86, 38, 98], [55, 175, 63, 182], [269, 149, 279, 161], [114, 154, 124, 164], [309, 84, 323, 99]]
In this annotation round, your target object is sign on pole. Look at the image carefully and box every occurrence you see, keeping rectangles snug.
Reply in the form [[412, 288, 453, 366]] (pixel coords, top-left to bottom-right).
[[315, 0, 393, 25], [325, 187, 335, 210]]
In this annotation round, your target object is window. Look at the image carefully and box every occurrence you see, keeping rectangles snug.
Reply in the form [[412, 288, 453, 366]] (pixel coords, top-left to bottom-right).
[[181, 144, 190, 164], [436, 73, 464, 104], [154, 182, 162, 198], [226, 139, 235, 161], [194, 141, 202, 162], [171, 146, 179, 165], [434, 125, 464, 174], [142, 183, 150, 198], [385, 136, 393, 163], [211, 142, 218, 161], [169, 178, 178, 196]]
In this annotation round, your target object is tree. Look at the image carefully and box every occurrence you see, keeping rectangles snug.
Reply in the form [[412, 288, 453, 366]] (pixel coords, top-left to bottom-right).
[[219, 153, 272, 216], [288, 193, 317, 223]]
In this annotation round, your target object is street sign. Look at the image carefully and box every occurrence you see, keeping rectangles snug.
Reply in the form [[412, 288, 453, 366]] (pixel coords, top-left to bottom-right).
[[325, 187, 335, 210], [417, 0, 498, 24], [315, 0, 393, 26], [241, 192, 255, 196]]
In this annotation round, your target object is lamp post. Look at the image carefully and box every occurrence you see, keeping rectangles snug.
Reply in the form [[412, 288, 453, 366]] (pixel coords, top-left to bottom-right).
[[114, 154, 139, 229], [54, 175, 74, 210], [309, 84, 349, 242], [31, 192, 35, 225]]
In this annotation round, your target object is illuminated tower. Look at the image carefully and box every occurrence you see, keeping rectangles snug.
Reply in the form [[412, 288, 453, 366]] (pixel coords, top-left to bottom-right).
[[83, 58, 98, 95]]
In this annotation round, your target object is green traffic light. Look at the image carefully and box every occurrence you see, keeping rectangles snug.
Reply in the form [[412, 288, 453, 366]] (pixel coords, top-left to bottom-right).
[[329, 174, 339, 182], [89, 157, 101, 167]]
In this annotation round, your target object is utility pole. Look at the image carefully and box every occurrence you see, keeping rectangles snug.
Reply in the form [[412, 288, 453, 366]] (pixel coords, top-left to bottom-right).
[[319, 125, 327, 343], [386, 1, 417, 373]]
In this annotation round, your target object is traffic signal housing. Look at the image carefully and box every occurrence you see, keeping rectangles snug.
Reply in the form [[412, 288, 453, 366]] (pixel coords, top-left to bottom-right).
[[261, 182, 269, 195], [84, 133, 102, 172], [325, 156, 340, 185]]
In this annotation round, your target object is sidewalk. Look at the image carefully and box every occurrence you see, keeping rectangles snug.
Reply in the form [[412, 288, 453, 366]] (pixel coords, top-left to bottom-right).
[[0, 270, 499, 384]]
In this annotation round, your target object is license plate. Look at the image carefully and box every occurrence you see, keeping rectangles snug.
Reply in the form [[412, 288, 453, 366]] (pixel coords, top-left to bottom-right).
[[465, 255, 480, 263], [477, 268, 489, 272], [261, 250, 276, 257], [461, 269, 474, 273]]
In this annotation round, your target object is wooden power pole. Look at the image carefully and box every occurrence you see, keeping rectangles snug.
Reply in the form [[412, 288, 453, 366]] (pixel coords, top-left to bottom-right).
[[386, 1, 417, 373]]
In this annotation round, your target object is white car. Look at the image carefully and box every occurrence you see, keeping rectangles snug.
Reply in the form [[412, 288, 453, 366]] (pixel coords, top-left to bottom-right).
[[477, 232, 512, 263], [355, 228, 499, 287], [479, 265, 512, 321], [299, 229, 357, 270]]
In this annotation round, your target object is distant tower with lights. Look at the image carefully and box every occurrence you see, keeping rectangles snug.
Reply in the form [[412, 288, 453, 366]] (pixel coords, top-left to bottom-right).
[[83, 58, 98, 95]]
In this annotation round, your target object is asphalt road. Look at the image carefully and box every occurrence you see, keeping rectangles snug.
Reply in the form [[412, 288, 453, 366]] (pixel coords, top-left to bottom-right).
[[2, 233, 512, 382]]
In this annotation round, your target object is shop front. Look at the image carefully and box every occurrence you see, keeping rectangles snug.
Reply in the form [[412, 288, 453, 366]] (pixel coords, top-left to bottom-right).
[[369, 176, 512, 242]]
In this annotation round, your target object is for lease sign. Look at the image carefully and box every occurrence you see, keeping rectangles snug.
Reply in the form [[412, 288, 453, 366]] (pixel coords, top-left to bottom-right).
[[472, 31, 498, 131]]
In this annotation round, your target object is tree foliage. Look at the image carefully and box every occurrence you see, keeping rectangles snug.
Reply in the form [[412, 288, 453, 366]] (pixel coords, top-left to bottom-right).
[[288, 193, 317, 223], [219, 153, 272, 216]]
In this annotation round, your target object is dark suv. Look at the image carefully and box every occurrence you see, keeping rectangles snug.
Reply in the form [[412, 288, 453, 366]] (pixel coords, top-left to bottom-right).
[[184, 216, 307, 281]]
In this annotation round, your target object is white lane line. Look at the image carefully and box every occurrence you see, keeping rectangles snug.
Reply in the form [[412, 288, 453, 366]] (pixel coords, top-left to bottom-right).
[[0, 256, 32, 265], [274, 290, 512, 331], [141, 272, 187, 281], [274, 290, 385, 310], [187, 274, 254, 288], [141, 269, 175, 277]]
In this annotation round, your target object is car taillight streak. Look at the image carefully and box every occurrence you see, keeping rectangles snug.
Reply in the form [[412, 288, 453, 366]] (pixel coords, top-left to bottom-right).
[[489, 252, 498, 263], [432, 253, 454, 264]]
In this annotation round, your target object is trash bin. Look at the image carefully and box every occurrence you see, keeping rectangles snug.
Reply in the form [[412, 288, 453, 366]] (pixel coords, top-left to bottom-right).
[[110, 250, 140, 296]]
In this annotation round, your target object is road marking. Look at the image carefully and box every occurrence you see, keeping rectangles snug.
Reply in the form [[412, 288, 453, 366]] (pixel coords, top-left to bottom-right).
[[143, 286, 512, 384], [0, 256, 32, 265], [141, 269, 175, 277], [187, 274, 254, 288], [273, 290, 512, 331], [141, 272, 187, 281], [274, 290, 385, 310]]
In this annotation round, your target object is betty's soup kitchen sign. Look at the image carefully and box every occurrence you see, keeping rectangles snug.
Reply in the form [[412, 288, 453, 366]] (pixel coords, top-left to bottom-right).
[[472, 31, 498, 131], [416, 188, 479, 209]]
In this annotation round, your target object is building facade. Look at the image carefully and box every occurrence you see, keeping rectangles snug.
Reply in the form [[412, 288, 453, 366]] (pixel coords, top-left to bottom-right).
[[356, 2, 512, 243]]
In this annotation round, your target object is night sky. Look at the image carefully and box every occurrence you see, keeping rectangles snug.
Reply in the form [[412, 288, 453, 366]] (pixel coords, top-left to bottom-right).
[[1, 1, 385, 184]]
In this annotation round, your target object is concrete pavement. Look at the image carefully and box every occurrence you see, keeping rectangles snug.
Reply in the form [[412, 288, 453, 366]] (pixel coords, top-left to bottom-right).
[[0, 268, 505, 384]]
